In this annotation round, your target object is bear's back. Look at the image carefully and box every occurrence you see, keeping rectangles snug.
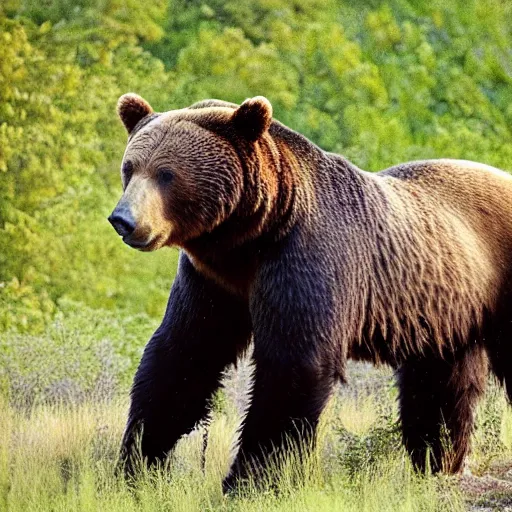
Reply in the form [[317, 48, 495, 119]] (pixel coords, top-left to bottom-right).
[[334, 159, 512, 361], [377, 159, 512, 260], [378, 159, 512, 210]]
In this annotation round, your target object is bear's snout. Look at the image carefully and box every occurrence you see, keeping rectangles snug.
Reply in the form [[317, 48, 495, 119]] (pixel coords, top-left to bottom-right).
[[108, 204, 136, 239]]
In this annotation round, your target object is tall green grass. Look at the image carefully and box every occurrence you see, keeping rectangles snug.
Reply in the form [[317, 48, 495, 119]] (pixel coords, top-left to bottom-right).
[[1, 311, 511, 511], [4, 388, 508, 512]]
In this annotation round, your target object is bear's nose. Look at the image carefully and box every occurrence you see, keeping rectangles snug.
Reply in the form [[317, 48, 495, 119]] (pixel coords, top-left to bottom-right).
[[108, 211, 136, 238]]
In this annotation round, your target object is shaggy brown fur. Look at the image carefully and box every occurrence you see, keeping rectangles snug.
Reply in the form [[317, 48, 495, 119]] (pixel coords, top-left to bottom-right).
[[110, 93, 512, 489]]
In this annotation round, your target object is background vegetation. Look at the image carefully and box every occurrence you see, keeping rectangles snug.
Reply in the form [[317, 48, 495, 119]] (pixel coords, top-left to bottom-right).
[[1, 0, 512, 509], [1, 0, 511, 329]]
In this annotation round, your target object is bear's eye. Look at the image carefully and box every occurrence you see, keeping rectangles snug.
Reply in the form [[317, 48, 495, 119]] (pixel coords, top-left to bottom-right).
[[158, 169, 174, 186], [122, 160, 133, 188]]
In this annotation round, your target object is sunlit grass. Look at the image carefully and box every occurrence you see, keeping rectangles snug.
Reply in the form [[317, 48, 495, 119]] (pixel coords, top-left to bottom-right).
[[501, 406, 512, 451], [335, 395, 381, 435], [0, 389, 496, 511]]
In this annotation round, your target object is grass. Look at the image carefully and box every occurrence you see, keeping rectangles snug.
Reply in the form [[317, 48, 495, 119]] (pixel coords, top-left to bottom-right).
[[0, 347, 510, 512], [2, 385, 507, 512]]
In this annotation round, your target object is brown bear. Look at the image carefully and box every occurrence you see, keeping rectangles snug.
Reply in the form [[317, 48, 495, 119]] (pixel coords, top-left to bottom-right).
[[109, 93, 512, 490]]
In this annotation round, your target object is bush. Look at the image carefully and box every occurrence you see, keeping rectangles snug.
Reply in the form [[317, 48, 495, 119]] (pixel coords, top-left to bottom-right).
[[334, 412, 402, 478], [0, 299, 157, 408]]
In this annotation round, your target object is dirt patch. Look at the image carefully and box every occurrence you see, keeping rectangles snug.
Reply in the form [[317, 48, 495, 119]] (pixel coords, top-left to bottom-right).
[[460, 470, 512, 511]]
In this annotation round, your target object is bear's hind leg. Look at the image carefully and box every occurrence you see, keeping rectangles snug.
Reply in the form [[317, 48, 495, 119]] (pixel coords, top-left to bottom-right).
[[486, 288, 512, 403], [397, 344, 487, 473]]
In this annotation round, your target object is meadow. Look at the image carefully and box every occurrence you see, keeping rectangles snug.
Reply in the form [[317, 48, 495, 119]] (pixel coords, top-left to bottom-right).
[[1, 357, 512, 512]]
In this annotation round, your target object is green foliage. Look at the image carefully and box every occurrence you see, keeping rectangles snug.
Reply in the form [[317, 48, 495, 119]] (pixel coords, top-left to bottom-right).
[[335, 413, 402, 478], [0, 299, 157, 407], [0, 9, 178, 321], [1, 0, 511, 332], [472, 381, 510, 473], [0, 278, 55, 333]]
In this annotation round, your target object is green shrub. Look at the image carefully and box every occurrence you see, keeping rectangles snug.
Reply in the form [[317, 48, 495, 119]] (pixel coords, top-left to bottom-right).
[[471, 380, 510, 473], [0, 299, 157, 408], [334, 412, 402, 478]]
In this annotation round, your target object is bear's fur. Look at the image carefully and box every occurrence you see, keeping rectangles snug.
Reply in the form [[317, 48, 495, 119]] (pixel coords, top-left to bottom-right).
[[111, 93, 512, 489]]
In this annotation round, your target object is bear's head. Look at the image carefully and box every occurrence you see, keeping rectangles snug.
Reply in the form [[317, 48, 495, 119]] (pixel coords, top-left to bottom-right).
[[108, 93, 274, 251]]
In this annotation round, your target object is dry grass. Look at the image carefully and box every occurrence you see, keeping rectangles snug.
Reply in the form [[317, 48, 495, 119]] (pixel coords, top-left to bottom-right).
[[335, 395, 382, 435], [0, 391, 461, 511], [0, 366, 510, 511]]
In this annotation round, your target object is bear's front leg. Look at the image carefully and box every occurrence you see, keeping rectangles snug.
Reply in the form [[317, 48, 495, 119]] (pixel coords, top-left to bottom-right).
[[120, 252, 252, 476], [223, 238, 341, 492], [223, 349, 336, 492]]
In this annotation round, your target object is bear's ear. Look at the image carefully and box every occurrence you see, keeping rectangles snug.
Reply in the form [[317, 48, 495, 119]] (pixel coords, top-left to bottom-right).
[[117, 93, 154, 134], [232, 96, 273, 142]]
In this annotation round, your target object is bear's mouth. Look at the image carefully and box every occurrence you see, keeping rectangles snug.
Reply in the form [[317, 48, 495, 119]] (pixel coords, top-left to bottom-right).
[[123, 234, 162, 252]]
